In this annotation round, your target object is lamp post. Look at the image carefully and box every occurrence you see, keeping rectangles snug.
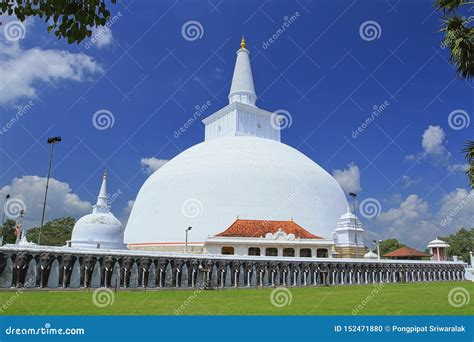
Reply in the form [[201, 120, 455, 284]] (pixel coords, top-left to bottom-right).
[[349, 192, 359, 258], [38, 136, 61, 245], [0, 194, 10, 246], [373, 239, 381, 259], [184, 226, 192, 253], [15, 209, 25, 244]]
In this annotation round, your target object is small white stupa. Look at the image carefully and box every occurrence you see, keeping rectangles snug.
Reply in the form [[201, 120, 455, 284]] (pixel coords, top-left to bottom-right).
[[69, 171, 125, 250], [333, 206, 365, 258], [364, 250, 378, 259]]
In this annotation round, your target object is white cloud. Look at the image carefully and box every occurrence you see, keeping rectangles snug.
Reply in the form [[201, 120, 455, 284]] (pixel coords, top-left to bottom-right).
[[401, 175, 420, 187], [332, 163, 361, 194], [123, 200, 135, 215], [89, 26, 113, 48], [0, 175, 91, 229], [438, 188, 474, 230], [371, 194, 437, 248], [422, 125, 446, 157], [447, 163, 468, 174], [119, 200, 135, 225], [0, 39, 102, 105], [366, 188, 474, 249], [140, 157, 168, 175], [408, 125, 465, 172]]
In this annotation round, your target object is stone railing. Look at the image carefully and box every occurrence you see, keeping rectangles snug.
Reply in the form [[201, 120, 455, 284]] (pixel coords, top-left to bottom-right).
[[0, 245, 467, 289]]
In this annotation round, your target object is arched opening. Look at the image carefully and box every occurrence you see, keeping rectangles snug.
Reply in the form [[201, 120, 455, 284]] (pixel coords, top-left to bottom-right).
[[317, 249, 328, 258], [300, 248, 312, 257], [221, 246, 234, 255], [248, 247, 261, 256], [265, 248, 278, 256], [283, 248, 295, 257]]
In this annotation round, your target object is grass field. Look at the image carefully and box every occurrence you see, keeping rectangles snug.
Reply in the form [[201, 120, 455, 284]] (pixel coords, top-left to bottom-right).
[[0, 282, 471, 315]]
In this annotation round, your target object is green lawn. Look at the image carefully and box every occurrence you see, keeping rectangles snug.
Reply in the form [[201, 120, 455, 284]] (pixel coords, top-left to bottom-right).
[[0, 282, 472, 315]]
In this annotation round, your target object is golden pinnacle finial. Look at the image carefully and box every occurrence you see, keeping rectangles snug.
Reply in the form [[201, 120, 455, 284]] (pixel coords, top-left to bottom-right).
[[240, 35, 246, 49]]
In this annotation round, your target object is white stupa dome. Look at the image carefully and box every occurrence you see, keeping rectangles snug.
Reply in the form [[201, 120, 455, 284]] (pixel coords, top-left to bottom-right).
[[70, 172, 125, 249], [124, 38, 348, 246], [125, 136, 348, 244]]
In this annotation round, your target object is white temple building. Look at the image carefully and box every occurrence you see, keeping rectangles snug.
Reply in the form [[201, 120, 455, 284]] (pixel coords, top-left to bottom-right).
[[204, 219, 336, 257], [125, 37, 349, 251], [68, 171, 125, 250]]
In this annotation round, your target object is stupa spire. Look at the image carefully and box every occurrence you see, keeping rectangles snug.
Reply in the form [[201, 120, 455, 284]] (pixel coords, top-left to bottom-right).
[[228, 36, 257, 106], [93, 170, 110, 213]]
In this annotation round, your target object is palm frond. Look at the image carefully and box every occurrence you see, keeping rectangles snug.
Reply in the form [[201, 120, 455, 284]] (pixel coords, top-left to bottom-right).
[[440, 16, 474, 79], [435, 0, 472, 13], [463, 140, 474, 188]]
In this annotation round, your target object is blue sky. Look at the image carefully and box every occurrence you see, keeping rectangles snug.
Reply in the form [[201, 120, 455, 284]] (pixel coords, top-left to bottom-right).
[[0, 0, 472, 250]]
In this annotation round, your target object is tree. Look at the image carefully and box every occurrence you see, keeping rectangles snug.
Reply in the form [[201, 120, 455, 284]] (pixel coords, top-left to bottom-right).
[[0, 0, 117, 44], [435, 1, 474, 188], [440, 228, 474, 262], [464, 140, 474, 188], [379, 238, 405, 257], [1, 219, 17, 245], [379, 239, 404, 256], [26, 217, 75, 246], [436, 0, 474, 79]]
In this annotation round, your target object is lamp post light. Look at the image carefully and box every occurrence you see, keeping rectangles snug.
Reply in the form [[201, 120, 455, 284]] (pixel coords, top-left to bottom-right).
[[38, 136, 61, 245], [349, 192, 359, 258], [184, 226, 192, 253]]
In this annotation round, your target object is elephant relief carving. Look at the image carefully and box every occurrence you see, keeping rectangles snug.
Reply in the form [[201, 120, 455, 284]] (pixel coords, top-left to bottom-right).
[[58, 254, 77, 288], [36, 253, 55, 288], [13, 252, 32, 287], [120, 257, 135, 288]]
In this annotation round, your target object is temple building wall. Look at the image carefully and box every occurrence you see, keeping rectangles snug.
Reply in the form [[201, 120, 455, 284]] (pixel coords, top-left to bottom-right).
[[0, 244, 467, 290]]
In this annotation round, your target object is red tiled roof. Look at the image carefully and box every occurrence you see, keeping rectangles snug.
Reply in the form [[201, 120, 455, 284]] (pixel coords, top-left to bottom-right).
[[383, 246, 429, 257], [216, 219, 322, 239]]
